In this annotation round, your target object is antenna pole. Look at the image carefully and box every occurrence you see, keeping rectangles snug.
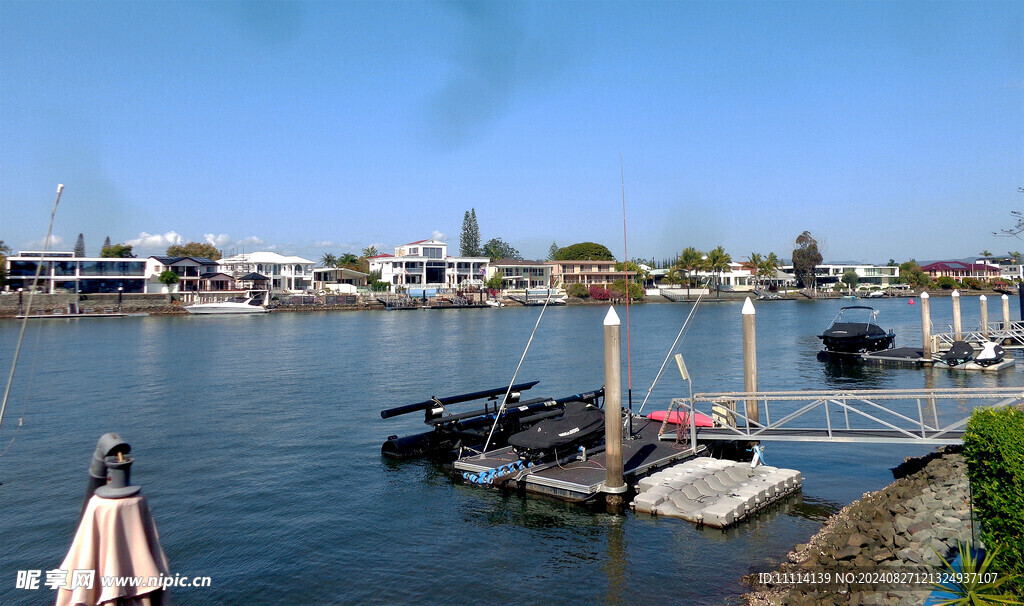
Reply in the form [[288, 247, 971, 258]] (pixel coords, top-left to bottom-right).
[[1, 184, 64, 435], [620, 155, 633, 438]]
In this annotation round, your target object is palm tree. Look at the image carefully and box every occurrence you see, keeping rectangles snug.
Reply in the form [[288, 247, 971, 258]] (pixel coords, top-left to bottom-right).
[[340, 253, 359, 268], [677, 247, 705, 299], [705, 246, 732, 299], [320, 253, 338, 268], [747, 253, 763, 291], [666, 266, 684, 287], [1009, 251, 1022, 265], [760, 253, 781, 291]]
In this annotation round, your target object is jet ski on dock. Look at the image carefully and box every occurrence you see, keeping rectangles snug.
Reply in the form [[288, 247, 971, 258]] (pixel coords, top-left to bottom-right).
[[380, 382, 604, 460]]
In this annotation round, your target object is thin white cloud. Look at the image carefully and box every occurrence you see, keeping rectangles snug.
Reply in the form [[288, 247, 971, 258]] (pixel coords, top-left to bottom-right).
[[26, 234, 64, 249], [126, 231, 184, 252], [204, 233, 233, 247], [431, 230, 448, 241]]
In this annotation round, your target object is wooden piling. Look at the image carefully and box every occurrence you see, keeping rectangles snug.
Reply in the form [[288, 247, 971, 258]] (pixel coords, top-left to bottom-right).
[[603, 307, 626, 503], [980, 295, 989, 339], [952, 290, 962, 341], [742, 298, 758, 426], [1003, 294, 1010, 328]]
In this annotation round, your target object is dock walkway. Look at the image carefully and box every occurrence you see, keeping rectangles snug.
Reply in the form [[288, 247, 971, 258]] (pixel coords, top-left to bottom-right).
[[453, 418, 698, 502]]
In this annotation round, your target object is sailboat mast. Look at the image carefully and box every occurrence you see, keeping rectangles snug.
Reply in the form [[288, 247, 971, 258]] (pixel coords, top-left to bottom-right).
[[620, 157, 633, 437]]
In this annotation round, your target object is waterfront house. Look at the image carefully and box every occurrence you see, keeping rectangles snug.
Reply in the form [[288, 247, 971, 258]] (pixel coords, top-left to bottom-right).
[[486, 259, 552, 289], [546, 260, 631, 288], [805, 263, 901, 290], [4, 251, 148, 294], [367, 239, 489, 292], [920, 261, 1000, 283], [311, 267, 369, 294], [145, 256, 223, 293], [218, 252, 315, 293]]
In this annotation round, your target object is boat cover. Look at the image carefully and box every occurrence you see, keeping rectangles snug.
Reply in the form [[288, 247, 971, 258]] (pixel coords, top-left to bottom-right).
[[507, 401, 604, 453], [647, 410, 714, 427]]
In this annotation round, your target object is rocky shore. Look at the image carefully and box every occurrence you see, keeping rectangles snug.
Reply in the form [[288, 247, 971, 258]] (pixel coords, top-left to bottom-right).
[[742, 446, 973, 606]]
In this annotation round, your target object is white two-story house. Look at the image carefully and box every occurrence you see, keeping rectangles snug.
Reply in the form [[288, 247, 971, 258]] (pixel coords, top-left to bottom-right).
[[368, 239, 489, 293], [218, 252, 315, 293]]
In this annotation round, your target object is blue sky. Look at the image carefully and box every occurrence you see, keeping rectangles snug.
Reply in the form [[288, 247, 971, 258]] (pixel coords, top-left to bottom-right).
[[2, 1, 1021, 264]]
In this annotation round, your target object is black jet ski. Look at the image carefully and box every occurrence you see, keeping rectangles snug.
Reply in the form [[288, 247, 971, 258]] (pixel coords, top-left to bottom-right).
[[817, 306, 896, 353], [507, 400, 605, 463], [941, 341, 975, 366]]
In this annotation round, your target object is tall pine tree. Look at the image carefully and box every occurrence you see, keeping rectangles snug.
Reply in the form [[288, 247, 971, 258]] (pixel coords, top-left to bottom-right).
[[74, 233, 86, 257], [460, 209, 481, 256]]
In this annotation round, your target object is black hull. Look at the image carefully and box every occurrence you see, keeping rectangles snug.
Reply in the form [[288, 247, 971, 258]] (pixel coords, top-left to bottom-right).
[[819, 333, 895, 354]]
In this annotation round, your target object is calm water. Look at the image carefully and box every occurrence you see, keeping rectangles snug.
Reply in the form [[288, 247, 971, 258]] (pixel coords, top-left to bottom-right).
[[0, 298, 1019, 605]]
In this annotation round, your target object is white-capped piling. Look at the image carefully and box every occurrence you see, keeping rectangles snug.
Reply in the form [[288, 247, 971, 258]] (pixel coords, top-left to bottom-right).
[[921, 292, 932, 360], [742, 298, 759, 426], [980, 295, 989, 339], [1003, 294, 1010, 329], [603, 307, 626, 500], [952, 290, 962, 341]]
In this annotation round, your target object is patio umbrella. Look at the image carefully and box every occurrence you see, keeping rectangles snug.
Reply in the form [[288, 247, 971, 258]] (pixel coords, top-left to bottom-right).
[[56, 435, 170, 606]]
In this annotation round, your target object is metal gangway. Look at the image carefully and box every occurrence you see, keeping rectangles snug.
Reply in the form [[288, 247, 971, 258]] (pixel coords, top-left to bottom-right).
[[665, 387, 1024, 445], [931, 321, 1024, 350]]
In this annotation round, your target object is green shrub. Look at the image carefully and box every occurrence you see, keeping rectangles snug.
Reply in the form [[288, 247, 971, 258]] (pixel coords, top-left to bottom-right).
[[566, 283, 589, 298], [937, 276, 958, 290], [963, 406, 1024, 596], [962, 277, 984, 290]]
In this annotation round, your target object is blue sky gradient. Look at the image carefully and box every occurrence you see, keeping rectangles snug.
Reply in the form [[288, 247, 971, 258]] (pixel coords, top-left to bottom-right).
[[2, 1, 1021, 263]]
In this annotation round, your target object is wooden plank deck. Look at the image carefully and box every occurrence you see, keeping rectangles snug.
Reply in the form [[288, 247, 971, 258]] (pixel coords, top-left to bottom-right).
[[453, 418, 700, 502]]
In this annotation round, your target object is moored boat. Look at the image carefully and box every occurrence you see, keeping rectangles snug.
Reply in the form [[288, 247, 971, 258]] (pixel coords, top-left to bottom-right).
[[817, 305, 895, 353], [184, 290, 270, 314]]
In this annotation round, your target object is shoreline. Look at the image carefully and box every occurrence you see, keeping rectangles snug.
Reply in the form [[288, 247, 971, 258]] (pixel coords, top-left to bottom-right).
[[0, 288, 1010, 319], [741, 446, 975, 606]]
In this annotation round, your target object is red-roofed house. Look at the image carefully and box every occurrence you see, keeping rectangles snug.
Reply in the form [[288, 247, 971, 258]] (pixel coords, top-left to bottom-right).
[[919, 261, 1000, 282]]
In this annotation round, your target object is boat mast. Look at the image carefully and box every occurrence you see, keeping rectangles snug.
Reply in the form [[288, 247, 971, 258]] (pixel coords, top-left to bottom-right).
[[0, 184, 64, 455], [620, 156, 633, 437]]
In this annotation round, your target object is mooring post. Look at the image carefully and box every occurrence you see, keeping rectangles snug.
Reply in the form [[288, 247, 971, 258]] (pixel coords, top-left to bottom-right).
[[1002, 294, 1011, 328], [980, 295, 989, 339], [952, 290, 962, 341], [921, 292, 932, 361], [742, 297, 759, 427], [1019, 284, 1024, 323], [603, 307, 626, 505]]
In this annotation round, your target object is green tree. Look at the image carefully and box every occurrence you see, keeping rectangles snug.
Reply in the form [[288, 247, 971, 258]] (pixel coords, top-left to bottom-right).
[[100, 243, 134, 258], [792, 231, 823, 290], [103, 236, 111, 250], [547, 242, 559, 261], [460, 208, 481, 256], [936, 276, 958, 289], [612, 278, 644, 300], [759, 253, 781, 290], [1010, 251, 1022, 265], [898, 260, 932, 289], [747, 253, 763, 290], [481, 238, 523, 261], [614, 260, 650, 285], [676, 247, 706, 299], [705, 246, 732, 298], [167, 242, 221, 260], [841, 270, 859, 292], [485, 272, 504, 290], [320, 253, 338, 267], [158, 270, 179, 301], [361, 245, 379, 258], [553, 242, 615, 261], [0, 240, 11, 287], [666, 265, 685, 287], [566, 283, 589, 298], [74, 233, 86, 257], [339, 253, 359, 268]]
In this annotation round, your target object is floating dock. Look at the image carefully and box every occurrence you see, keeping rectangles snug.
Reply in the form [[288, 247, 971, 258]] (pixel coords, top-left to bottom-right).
[[453, 418, 699, 502], [822, 348, 1016, 371], [631, 457, 803, 528]]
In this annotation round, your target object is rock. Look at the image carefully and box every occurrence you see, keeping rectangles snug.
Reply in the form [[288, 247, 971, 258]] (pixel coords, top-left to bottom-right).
[[837, 545, 860, 560], [907, 521, 932, 535], [893, 515, 914, 535], [847, 533, 871, 548]]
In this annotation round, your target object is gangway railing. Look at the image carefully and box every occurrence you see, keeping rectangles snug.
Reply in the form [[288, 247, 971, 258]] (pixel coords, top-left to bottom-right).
[[932, 321, 1024, 350], [665, 387, 1024, 445]]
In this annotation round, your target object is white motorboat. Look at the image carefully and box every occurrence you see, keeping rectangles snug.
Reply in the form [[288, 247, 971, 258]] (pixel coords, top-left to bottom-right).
[[184, 291, 270, 314]]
